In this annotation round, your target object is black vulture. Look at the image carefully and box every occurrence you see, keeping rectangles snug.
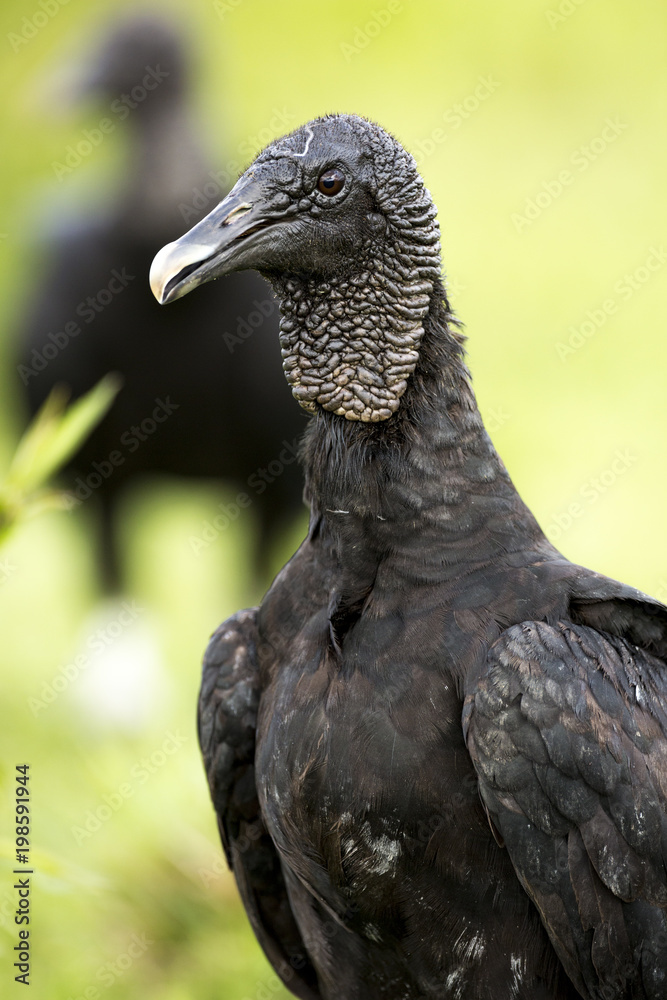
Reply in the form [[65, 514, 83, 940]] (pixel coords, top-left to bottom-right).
[[17, 16, 306, 589], [151, 114, 667, 999]]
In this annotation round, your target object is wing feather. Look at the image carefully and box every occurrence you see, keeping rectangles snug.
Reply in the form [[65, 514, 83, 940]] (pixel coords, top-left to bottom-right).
[[198, 609, 321, 1000], [464, 618, 667, 999]]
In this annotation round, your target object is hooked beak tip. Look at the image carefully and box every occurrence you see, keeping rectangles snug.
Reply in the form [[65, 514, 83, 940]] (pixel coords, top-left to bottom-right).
[[149, 239, 218, 305], [149, 241, 178, 304]]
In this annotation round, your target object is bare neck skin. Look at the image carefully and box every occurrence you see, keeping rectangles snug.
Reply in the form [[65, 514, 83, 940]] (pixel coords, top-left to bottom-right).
[[275, 276, 550, 582]]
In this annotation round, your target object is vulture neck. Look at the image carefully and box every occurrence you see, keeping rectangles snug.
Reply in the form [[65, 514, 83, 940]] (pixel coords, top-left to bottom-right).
[[120, 97, 207, 231], [298, 283, 550, 578]]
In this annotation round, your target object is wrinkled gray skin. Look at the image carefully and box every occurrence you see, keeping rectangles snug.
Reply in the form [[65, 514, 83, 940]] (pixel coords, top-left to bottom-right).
[[151, 115, 667, 1000], [151, 114, 440, 422]]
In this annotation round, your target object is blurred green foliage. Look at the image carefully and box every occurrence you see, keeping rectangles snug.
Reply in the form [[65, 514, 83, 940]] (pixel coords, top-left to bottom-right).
[[0, 376, 120, 544], [0, 1, 665, 998]]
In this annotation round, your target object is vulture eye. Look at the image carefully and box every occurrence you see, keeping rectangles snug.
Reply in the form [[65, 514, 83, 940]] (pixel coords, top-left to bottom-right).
[[317, 168, 345, 196]]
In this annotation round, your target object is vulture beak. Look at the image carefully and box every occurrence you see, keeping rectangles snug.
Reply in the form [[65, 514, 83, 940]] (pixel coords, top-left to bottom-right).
[[150, 175, 275, 305]]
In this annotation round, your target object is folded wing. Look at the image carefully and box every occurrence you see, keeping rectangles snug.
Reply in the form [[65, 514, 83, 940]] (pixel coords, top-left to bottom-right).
[[465, 617, 667, 999], [198, 609, 321, 1000]]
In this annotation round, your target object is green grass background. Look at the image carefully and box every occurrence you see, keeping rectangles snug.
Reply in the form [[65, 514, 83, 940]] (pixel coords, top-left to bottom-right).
[[0, 1, 666, 997]]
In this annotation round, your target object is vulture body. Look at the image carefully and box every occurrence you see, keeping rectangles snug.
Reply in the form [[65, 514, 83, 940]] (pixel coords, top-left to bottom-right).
[[18, 17, 305, 588], [151, 115, 667, 999]]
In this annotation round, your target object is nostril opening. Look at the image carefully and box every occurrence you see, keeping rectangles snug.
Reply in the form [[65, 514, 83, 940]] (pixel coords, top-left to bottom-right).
[[222, 203, 253, 227]]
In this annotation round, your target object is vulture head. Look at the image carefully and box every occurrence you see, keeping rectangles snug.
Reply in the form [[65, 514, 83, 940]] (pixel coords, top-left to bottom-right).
[[78, 15, 188, 109], [150, 114, 443, 421]]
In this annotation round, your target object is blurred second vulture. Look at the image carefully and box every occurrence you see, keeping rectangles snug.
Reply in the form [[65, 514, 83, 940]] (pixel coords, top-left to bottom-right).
[[16, 14, 306, 590]]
